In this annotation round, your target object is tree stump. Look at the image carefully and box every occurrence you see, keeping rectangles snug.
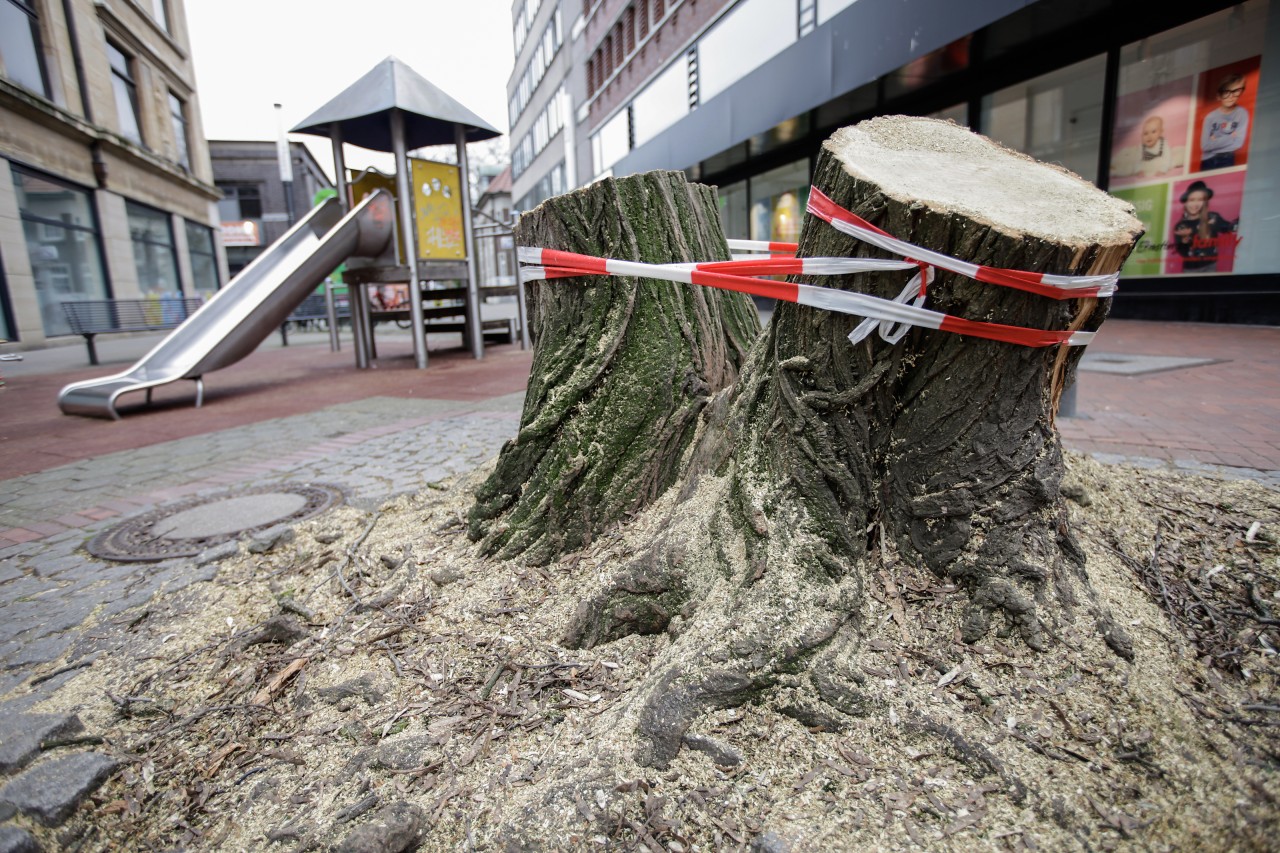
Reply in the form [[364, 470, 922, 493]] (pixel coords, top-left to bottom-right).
[[480, 116, 1142, 779], [467, 171, 760, 566]]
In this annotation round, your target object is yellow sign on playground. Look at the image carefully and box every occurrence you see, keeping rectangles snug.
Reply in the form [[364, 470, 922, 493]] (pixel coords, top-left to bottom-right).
[[346, 160, 465, 261], [410, 158, 465, 259]]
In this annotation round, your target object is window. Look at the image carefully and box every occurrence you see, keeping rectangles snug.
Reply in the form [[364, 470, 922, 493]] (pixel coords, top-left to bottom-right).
[[632, 58, 690, 147], [149, 0, 169, 31], [0, 0, 49, 97], [718, 180, 748, 241], [697, 0, 798, 102], [515, 162, 566, 212], [107, 40, 143, 145], [508, 8, 563, 124], [185, 221, 219, 294], [749, 159, 809, 245], [11, 165, 110, 337], [1108, 1, 1271, 279], [591, 109, 631, 176], [217, 183, 264, 221], [169, 92, 190, 170], [126, 201, 179, 297], [981, 54, 1106, 184]]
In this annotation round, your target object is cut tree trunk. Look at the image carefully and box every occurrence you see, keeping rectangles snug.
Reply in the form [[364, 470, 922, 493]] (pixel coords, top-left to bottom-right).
[[467, 171, 760, 566], [478, 117, 1142, 775]]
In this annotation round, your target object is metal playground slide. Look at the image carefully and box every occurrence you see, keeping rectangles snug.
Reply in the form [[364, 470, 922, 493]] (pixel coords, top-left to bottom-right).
[[58, 190, 394, 419]]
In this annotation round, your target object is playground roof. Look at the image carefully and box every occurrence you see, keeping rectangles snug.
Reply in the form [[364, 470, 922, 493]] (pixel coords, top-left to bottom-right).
[[291, 56, 501, 151]]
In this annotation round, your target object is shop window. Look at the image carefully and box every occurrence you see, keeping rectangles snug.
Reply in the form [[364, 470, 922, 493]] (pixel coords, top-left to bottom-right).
[[185, 220, 220, 294], [0, 260, 13, 343], [0, 0, 49, 97], [107, 40, 143, 145], [981, 54, 1106, 184], [884, 36, 971, 102], [126, 201, 180, 297], [748, 114, 811, 157], [1109, 0, 1270, 279], [749, 159, 809, 245], [717, 180, 748, 241], [11, 165, 110, 337], [632, 58, 690, 147], [698, 0, 798, 103], [169, 92, 190, 170], [929, 104, 968, 126]]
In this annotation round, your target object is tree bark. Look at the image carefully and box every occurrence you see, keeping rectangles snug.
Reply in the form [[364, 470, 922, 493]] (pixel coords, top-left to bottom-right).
[[467, 171, 760, 566], [478, 117, 1142, 773]]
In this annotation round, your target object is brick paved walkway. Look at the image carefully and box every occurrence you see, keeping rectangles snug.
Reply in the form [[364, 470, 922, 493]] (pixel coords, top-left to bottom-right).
[[1062, 320, 1280, 477]]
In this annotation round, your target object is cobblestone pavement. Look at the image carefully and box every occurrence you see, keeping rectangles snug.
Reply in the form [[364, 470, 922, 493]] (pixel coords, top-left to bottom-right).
[[0, 390, 525, 841]]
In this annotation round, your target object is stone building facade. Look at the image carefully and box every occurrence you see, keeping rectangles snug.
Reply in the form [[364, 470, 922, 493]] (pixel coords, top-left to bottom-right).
[[0, 0, 223, 348]]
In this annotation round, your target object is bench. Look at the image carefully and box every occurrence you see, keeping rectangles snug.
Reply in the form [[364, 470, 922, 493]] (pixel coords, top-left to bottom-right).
[[61, 297, 204, 365], [279, 293, 350, 345]]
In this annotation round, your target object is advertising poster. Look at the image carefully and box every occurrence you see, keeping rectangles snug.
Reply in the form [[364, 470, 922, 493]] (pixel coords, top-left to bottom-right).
[[410, 158, 465, 260], [1190, 56, 1261, 172], [1164, 171, 1244, 275], [1109, 77, 1195, 188], [1111, 185, 1168, 277], [367, 283, 410, 314]]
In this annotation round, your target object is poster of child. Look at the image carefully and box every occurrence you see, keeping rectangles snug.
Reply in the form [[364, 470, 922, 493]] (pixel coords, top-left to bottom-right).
[[1191, 57, 1261, 172], [369, 283, 411, 312], [1165, 172, 1244, 275], [1110, 77, 1193, 187]]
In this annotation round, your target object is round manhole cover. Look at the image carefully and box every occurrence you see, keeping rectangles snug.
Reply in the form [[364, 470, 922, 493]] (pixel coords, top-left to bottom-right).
[[87, 483, 344, 562]]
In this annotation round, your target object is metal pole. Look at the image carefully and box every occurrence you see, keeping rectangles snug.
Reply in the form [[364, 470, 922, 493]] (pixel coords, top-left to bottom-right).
[[331, 128, 368, 368], [274, 104, 297, 226], [393, 109, 428, 369], [456, 124, 483, 359], [324, 277, 340, 352], [513, 233, 530, 349]]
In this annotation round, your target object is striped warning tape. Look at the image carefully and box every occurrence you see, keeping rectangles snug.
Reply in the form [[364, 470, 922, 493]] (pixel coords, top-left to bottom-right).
[[806, 188, 1119, 299], [519, 247, 1094, 348], [517, 185, 1116, 349]]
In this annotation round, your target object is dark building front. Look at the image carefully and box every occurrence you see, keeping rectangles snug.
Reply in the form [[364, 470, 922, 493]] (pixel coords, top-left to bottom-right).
[[557, 0, 1279, 324], [208, 140, 333, 277]]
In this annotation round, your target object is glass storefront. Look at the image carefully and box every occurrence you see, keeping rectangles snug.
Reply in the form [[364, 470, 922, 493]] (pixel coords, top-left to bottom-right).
[[11, 165, 110, 337], [1110, 1, 1272, 278], [982, 54, 1108, 184], [126, 201, 180, 297], [749, 159, 809, 245]]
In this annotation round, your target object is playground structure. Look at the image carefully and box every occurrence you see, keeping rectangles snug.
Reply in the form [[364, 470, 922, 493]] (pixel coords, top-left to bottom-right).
[[291, 55, 519, 371], [58, 57, 522, 418]]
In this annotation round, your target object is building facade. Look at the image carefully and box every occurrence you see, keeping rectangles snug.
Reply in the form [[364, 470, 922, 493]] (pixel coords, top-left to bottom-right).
[[511, 0, 1279, 324], [0, 0, 223, 349], [209, 140, 333, 277]]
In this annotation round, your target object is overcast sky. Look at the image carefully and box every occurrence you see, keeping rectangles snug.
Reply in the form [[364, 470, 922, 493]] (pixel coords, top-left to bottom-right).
[[185, 0, 515, 178]]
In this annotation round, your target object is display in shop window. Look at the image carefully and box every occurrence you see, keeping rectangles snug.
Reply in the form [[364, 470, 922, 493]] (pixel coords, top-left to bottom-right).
[[1191, 57, 1259, 172], [1111, 184, 1167, 277], [1110, 76, 1194, 187], [1166, 172, 1242, 275]]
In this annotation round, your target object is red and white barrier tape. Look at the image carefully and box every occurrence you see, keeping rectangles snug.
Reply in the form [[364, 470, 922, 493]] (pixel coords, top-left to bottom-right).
[[519, 247, 1094, 348], [806, 187, 1118, 299], [517, 185, 1115, 349]]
